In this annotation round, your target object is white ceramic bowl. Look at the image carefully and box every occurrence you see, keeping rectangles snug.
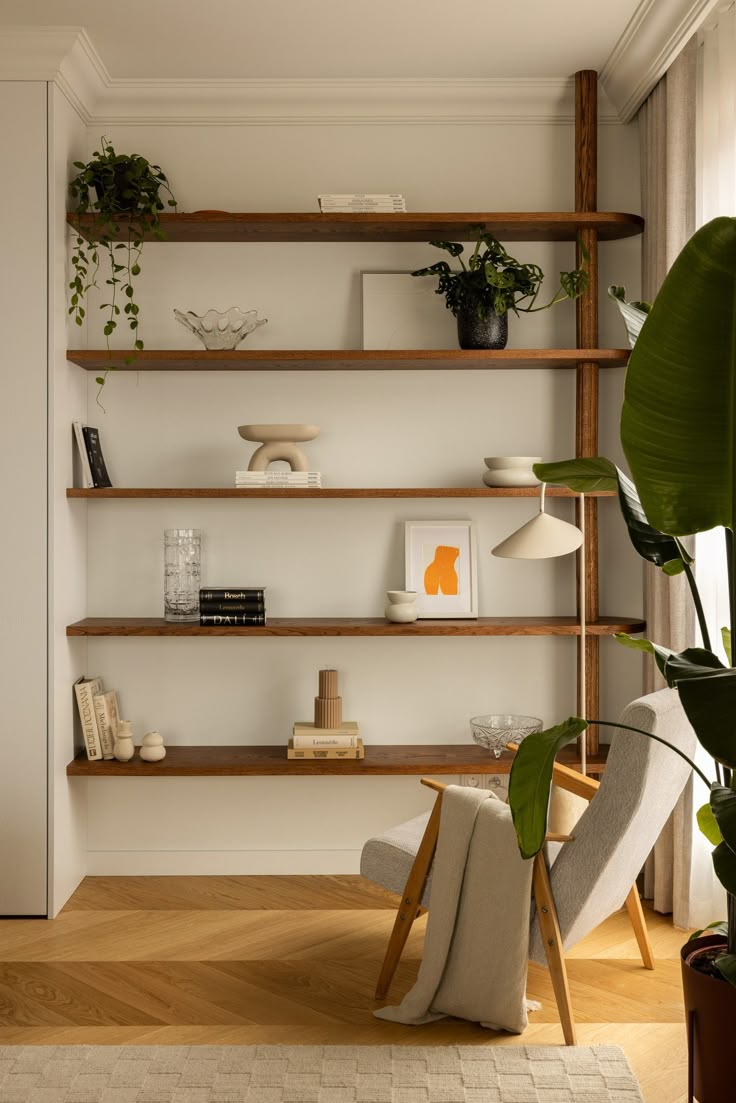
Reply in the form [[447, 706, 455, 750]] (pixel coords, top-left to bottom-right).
[[482, 455, 541, 487]]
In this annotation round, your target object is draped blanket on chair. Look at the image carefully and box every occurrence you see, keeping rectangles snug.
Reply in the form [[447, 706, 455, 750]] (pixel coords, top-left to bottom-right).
[[374, 785, 534, 1034]]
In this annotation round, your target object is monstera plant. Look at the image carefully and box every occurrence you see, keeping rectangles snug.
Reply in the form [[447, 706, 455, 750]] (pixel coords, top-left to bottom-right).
[[507, 217, 736, 987]]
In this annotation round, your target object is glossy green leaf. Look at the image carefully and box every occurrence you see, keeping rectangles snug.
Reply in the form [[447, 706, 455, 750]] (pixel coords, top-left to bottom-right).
[[614, 633, 674, 679], [697, 802, 723, 846], [716, 953, 736, 987], [663, 648, 725, 686], [533, 458, 689, 571], [713, 840, 736, 896], [507, 717, 588, 860], [723, 627, 732, 664], [677, 668, 736, 768], [689, 920, 728, 941], [711, 785, 736, 855], [621, 217, 736, 535]]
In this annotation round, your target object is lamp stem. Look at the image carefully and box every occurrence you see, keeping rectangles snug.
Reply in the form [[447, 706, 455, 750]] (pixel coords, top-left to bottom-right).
[[540, 482, 546, 513], [579, 492, 587, 775]]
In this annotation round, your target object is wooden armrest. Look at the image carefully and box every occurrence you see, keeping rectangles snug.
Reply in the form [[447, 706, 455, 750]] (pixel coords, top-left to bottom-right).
[[505, 742, 600, 802], [420, 778, 574, 845]]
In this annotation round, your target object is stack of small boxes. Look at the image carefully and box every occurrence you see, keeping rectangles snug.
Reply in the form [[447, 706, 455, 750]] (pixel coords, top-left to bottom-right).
[[288, 669, 364, 760]]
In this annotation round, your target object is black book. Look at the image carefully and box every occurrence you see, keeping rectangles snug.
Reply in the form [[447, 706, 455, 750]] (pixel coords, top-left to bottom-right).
[[199, 613, 267, 626], [199, 599, 266, 615], [82, 426, 112, 488], [199, 588, 267, 601]]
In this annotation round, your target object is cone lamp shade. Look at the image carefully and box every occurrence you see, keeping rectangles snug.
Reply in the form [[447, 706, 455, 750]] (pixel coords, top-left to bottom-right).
[[491, 509, 583, 559]]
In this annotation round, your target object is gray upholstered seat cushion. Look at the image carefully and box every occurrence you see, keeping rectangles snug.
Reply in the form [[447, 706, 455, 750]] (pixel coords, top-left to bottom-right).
[[360, 811, 433, 905]]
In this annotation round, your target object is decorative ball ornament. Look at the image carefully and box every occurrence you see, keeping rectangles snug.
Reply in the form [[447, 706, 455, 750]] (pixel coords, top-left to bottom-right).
[[139, 731, 166, 763]]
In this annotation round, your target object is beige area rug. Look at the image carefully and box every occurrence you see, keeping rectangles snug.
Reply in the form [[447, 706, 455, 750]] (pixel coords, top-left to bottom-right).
[[0, 1045, 643, 1102]]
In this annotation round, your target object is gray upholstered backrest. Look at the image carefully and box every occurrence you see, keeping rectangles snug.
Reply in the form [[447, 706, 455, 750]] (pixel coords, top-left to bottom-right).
[[529, 688, 696, 964]]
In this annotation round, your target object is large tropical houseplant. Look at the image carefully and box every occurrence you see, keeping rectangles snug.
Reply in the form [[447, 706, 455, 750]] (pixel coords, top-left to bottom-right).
[[507, 216, 736, 979]]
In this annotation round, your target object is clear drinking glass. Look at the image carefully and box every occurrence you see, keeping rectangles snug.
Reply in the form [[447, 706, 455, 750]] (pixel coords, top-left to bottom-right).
[[164, 529, 201, 622]]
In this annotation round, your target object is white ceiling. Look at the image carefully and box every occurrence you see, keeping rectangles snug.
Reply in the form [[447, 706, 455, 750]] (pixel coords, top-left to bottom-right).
[[0, 0, 644, 80]]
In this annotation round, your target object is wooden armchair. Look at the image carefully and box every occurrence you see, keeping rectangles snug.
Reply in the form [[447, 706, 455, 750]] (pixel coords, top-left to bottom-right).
[[361, 689, 697, 1044]]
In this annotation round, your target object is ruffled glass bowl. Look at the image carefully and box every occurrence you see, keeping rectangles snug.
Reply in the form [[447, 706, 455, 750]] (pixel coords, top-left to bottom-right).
[[470, 713, 542, 758], [174, 307, 267, 350]]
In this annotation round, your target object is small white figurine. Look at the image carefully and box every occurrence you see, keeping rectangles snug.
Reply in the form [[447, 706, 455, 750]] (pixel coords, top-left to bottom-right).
[[113, 720, 136, 762], [139, 730, 166, 763]]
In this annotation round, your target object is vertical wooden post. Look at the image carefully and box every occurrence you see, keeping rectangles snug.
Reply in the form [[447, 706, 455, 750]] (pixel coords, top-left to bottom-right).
[[575, 70, 600, 755]]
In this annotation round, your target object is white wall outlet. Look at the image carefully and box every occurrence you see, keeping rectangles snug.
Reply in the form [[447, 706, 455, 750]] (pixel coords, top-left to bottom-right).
[[460, 774, 483, 788]]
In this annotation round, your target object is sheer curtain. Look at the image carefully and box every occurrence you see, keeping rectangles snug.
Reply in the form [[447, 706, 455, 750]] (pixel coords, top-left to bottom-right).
[[637, 40, 697, 925], [685, 4, 736, 927]]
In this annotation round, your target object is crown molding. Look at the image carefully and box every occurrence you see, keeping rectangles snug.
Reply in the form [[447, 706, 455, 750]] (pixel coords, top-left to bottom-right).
[[0, 27, 622, 127], [601, 0, 721, 121]]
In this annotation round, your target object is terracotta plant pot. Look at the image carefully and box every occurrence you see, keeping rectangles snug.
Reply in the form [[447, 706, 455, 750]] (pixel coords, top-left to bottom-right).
[[680, 934, 736, 1102]]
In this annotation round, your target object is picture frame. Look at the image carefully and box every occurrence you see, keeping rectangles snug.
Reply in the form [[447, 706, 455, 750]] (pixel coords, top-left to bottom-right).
[[404, 520, 478, 619]]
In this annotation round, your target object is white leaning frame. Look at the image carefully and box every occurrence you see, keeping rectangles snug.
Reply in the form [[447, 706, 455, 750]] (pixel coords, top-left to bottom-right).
[[404, 520, 478, 619]]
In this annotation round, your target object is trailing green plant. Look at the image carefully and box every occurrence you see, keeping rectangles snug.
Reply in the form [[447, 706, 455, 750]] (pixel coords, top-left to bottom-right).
[[68, 138, 177, 398], [411, 228, 589, 319], [506, 216, 736, 986]]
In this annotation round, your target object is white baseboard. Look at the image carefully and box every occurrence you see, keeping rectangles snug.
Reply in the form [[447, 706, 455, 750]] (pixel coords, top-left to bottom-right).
[[85, 849, 363, 876]]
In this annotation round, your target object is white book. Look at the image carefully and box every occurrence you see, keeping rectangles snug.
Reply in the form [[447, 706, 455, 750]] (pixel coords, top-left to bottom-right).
[[72, 421, 94, 488], [93, 689, 120, 759], [319, 204, 406, 212], [318, 194, 404, 200], [292, 734, 360, 748], [74, 676, 104, 760]]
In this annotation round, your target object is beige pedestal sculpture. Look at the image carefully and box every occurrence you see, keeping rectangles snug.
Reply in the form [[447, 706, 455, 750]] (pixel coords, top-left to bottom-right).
[[238, 424, 320, 473]]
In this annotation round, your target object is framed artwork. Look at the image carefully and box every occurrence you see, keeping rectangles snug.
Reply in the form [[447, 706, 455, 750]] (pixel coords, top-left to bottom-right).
[[361, 272, 457, 349], [404, 520, 478, 619]]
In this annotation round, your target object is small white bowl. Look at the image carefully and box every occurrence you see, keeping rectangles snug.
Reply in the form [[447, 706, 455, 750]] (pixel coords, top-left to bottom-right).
[[482, 455, 541, 487]]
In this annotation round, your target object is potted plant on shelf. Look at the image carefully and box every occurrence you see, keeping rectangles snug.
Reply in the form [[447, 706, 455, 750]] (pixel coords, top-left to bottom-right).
[[506, 216, 736, 1103], [411, 228, 588, 350], [68, 138, 177, 396]]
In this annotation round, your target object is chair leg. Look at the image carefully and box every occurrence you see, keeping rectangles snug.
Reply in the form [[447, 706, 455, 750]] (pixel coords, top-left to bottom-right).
[[624, 883, 655, 970], [532, 851, 577, 1046], [374, 792, 443, 1000]]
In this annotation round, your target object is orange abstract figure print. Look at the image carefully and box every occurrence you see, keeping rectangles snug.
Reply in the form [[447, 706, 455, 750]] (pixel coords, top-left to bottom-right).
[[424, 544, 460, 596]]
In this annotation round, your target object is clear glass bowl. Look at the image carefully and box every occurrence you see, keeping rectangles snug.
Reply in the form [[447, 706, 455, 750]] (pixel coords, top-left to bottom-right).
[[470, 713, 542, 758], [174, 307, 267, 350]]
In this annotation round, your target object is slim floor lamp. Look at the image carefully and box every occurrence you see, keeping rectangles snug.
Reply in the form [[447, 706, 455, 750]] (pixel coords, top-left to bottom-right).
[[492, 485, 587, 774]]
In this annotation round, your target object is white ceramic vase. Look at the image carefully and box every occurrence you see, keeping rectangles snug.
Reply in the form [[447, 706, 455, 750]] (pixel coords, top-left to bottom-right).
[[113, 720, 135, 762], [385, 590, 418, 623], [139, 731, 166, 763]]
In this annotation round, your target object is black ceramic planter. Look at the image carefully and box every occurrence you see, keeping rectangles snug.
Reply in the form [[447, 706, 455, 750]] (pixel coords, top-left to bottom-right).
[[456, 306, 508, 350], [681, 934, 736, 1102]]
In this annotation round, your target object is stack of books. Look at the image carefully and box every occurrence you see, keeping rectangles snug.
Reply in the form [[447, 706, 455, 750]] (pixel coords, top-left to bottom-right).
[[199, 587, 267, 627], [288, 721, 364, 760], [318, 193, 406, 213], [74, 676, 121, 760], [235, 470, 322, 489]]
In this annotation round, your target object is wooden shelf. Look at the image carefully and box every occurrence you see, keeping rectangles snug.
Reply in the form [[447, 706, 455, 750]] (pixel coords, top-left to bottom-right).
[[67, 616, 644, 637], [67, 486, 615, 499], [66, 742, 609, 777], [67, 348, 630, 372], [68, 210, 644, 243]]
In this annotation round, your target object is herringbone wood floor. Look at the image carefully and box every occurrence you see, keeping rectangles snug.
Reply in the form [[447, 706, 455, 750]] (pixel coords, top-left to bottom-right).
[[0, 876, 689, 1102]]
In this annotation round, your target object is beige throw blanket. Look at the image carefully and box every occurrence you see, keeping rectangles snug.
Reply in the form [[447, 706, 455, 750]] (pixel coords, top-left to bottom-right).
[[374, 785, 534, 1033]]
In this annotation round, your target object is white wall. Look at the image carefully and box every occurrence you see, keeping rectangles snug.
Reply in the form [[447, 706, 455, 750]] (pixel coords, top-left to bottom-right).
[[48, 84, 89, 915], [67, 107, 643, 877], [0, 82, 49, 915]]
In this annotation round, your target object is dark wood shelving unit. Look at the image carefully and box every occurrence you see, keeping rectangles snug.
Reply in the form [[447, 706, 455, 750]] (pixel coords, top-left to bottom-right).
[[67, 616, 644, 638], [68, 210, 644, 244], [66, 348, 630, 372], [66, 742, 609, 777], [67, 486, 615, 500]]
